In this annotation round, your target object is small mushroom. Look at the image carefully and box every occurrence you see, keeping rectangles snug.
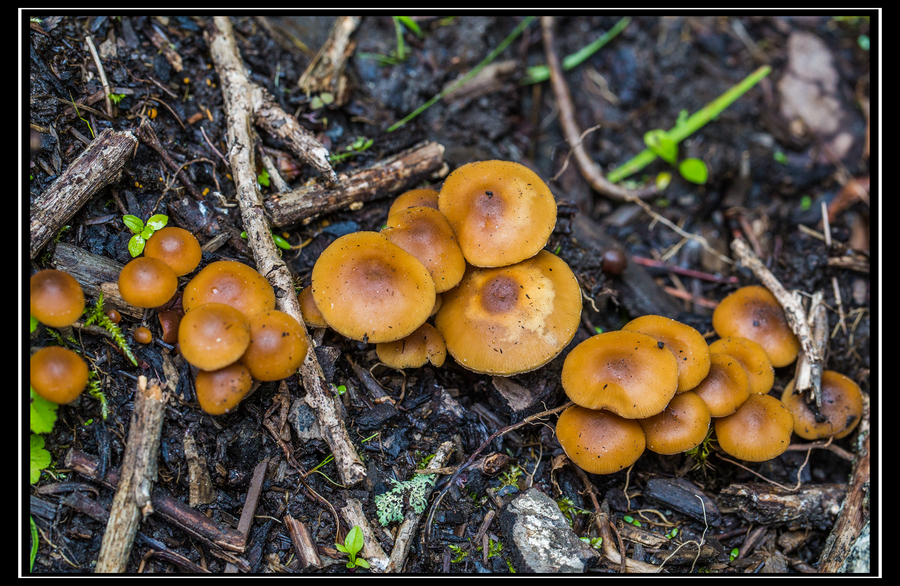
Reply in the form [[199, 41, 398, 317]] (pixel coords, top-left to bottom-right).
[[182, 260, 276, 317], [561, 330, 679, 419], [638, 391, 711, 455], [555, 405, 646, 475], [438, 160, 557, 267], [692, 352, 751, 417], [143, 226, 203, 276], [30, 269, 85, 328], [622, 314, 710, 392], [178, 302, 251, 371], [781, 370, 864, 440], [30, 346, 89, 405], [298, 286, 329, 328], [195, 362, 254, 415], [708, 337, 775, 395], [376, 322, 447, 369], [118, 257, 179, 309], [387, 188, 440, 217], [240, 310, 310, 381], [133, 326, 153, 345], [381, 206, 466, 293], [712, 285, 801, 368], [714, 394, 794, 462]]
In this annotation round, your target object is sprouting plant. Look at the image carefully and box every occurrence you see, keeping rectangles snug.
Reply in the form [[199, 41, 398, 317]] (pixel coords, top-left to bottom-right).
[[580, 536, 603, 550], [68, 91, 95, 139], [123, 213, 168, 257], [665, 527, 679, 540], [641, 121, 709, 185], [556, 496, 591, 527], [448, 543, 468, 563], [335, 525, 370, 570], [622, 515, 642, 527], [498, 464, 524, 489], [83, 293, 138, 366], [329, 136, 374, 163], [685, 427, 717, 472], [85, 371, 109, 421], [375, 473, 436, 526], [257, 168, 270, 187], [108, 92, 126, 105], [729, 548, 740, 561]]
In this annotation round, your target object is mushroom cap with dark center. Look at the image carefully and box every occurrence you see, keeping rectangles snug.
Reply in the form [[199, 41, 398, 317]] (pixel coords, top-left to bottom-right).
[[555, 405, 646, 475], [712, 285, 801, 368], [381, 206, 466, 293], [781, 370, 864, 440], [714, 394, 794, 462], [30, 269, 85, 328], [434, 250, 581, 375], [438, 160, 557, 267], [30, 346, 90, 405], [182, 260, 276, 317], [692, 352, 751, 417], [240, 310, 310, 381], [144, 226, 203, 276], [708, 337, 775, 395], [376, 322, 447, 369], [118, 257, 179, 309], [561, 330, 679, 419], [638, 391, 711, 455], [622, 314, 710, 392], [178, 302, 251, 371], [311, 231, 436, 344], [195, 362, 254, 415]]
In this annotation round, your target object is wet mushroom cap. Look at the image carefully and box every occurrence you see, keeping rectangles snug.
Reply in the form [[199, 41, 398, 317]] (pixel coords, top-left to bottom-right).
[[144, 226, 203, 276], [692, 352, 751, 417], [195, 362, 254, 415], [387, 188, 440, 217], [639, 391, 711, 455], [434, 250, 582, 376], [555, 405, 646, 475], [376, 322, 447, 369], [311, 231, 436, 344], [178, 302, 251, 371], [714, 394, 794, 462], [712, 285, 801, 368], [240, 310, 310, 381], [622, 314, 710, 392], [561, 330, 679, 419], [30, 269, 85, 328], [781, 370, 864, 440], [708, 337, 775, 395], [438, 160, 557, 267], [182, 260, 276, 317], [30, 346, 90, 405], [118, 257, 179, 308], [381, 206, 466, 293]]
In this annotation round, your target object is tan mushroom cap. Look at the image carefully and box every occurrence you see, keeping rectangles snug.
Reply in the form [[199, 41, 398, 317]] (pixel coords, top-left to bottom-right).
[[182, 260, 276, 317], [639, 391, 711, 455], [240, 310, 310, 381], [622, 315, 710, 392], [435, 250, 581, 375], [708, 337, 775, 395], [561, 330, 679, 419], [438, 160, 557, 267], [382, 206, 466, 293], [714, 394, 794, 462], [30, 346, 90, 405], [144, 226, 202, 276], [387, 188, 440, 217], [712, 285, 801, 368], [178, 302, 251, 371], [118, 257, 179, 308], [311, 231, 436, 344], [195, 362, 254, 415], [556, 405, 646, 475], [298, 286, 329, 328], [692, 352, 751, 417], [781, 370, 864, 440], [31, 269, 85, 328], [376, 322, 447, 369]]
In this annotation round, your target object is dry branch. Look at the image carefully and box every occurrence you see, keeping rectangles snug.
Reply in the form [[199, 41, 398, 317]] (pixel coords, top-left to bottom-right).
[[297, 16, 360, 106]]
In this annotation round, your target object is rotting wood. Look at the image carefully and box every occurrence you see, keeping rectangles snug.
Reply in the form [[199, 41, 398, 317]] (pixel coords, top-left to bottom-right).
[[285, 515, 323, 570], [297, 16, 360, 107], [719, 483, 848, 531], [30, 127, 137, 259], [225, 458, 269, 573], [340, 498, 390, 572]]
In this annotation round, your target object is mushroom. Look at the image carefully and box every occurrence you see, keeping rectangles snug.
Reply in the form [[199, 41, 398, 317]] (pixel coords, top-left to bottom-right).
[[381, 206, 466, 293], [555, 405, 646, 475], [691, 352, 751, 417], [144, 226, 203, 276], [182, 260, 276, 317], [240, 310, 310, 381], [178, 302, 251, 371], [781, 370, 864, 440], [707, 337, 775, 395], [30, 269, 85, 328], [195, 362, 254, 415], [118, 257, 179, 309], [434, 249, 582, 376], [622, 314, 710, 392], [311, 231, 436, 344], [376, 322, 447, 369], [30, 346, 89, 405], [712, 285, 801, 368], [561, 330, 679, 419], [133, 326, 153, 345], [714, 394, 794, 462], [387, 188, 440, 217], [638, 391, 711, 455], [298, 286, 329, 328], [438, 160, 557, 267]]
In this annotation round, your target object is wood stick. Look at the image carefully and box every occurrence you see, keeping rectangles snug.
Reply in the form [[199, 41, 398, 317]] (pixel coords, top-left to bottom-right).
[[340, 498, 390, 572], [95, 377, 168, 573], [284, 515, 323, 570], [297, 16, 360, 106]]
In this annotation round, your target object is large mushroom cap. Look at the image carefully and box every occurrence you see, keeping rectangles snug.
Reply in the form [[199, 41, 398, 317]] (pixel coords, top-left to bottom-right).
[[638, 391, 711, 455], [712, 285, 801, 368], [30, 269, 85, 328], [30, 346, 89, 405], [438, 160, 557, 267], [381, 206, 466, 293], [561, 330, 679, 419], [387, 188, 440, 217], [714, 394, 794, 462], [178, 302, 251, 371], [555, 405, 646, 475], [781, 370, 864, 440], [434, 250, 582, 376], [692, 352, 751, 417], [144, 226, 202, 276], [118, 257, 179, 309], [311, 231, 436, 344], [708, 337, 775, 395], [240, 310, 310, 381], [182, 260, 276, 317], [622, 315, 710, 392]]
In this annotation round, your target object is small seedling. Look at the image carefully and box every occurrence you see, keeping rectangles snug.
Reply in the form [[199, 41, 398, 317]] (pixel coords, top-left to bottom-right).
[[685, 427, 717, 472], [580, 536, 603, 550], [729, 548, 740, 561], [257, 168, 270, 187], [335, 526, 370, 570], [448, 543, 468, 563], [329, 136, 374, 163], [665, 527, 679, 540], [623, 515, 642, 527], [642, 126, 709, 185], [108, 92, 126, 105], [556, 496, 591, 527], [123, 213, 168, 257]]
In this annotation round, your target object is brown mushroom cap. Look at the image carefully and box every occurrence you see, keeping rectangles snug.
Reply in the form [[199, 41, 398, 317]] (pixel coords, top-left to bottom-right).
[[311, 231, 436, 343], [118, 257, 179, 309], [622, 315, 710, 392], [555, 405, 646, 475], [712, 285, 801, 368], [298, 286, 329, 328], [561, 330, 679, 419], [438, 160, 557, 267], [714, 394, 794, 462], [182, 260, 276, 317], [30, 269, 85, 328], [240, 310, 310, 381], [639, 391, 711, 455], [781, 370, 864, 440], [195, 362, 254, 415], [381, 206, 466, 293], [178, 302, 251, 371], [434, 250, 582, 375], [376, 322, 447, 369], [144, 226, 202, 276], [708, 337, 775, 395], [387, 188, 440, 217], [30, 346, 89, 405], [692, 352, 751, 417]]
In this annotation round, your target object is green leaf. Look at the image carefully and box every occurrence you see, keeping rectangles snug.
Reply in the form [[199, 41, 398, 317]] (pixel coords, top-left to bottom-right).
[[643, 129, 677, 164], [123, 215, 144, 234], [346, 525, 364, 554], [129, 234, 146, 257], [30, 435, 51, 484], [335, 543, 349, 554], [31, 314, 39, 333], [679, 158, 709, 184], [272, 233, 291, 250], [257, 168, 270, 187], [146, 214, 168, 231], [140, 225, 155, 240], [396, 16, 423, 37], [30, 516, 39, 572], [30, 389, 58, 435], [354, 557, 370, 569]]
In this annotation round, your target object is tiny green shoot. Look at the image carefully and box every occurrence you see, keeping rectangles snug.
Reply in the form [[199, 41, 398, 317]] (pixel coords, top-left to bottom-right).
[[678, 158, 709, 184], [448, 543, 468, 563], [257, 168, 270, 187], [31, 516, 39, 571], [580, 536, 603, 550], [335, 526, 370, 570], [730, 548, 740, 561], [665, 527, 679, 539], [123, 213, 168, 257], [623, 515, 641, 527], [800, 194, 812, 211], [773, 150, 787, 164], [329, 136, 374, 163], [108, 92, 126, 105]]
